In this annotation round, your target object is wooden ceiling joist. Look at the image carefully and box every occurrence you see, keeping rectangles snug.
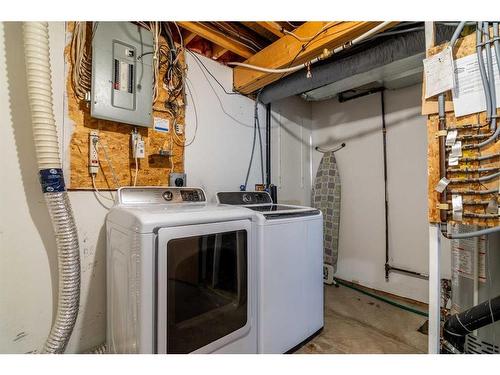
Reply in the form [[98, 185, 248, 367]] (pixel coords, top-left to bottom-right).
[[233, 21, 396, 94], [183, 31, 197, 45], [241, 22, 279, 42], [256, 21, 285, 37], [178, 21, 254, 59], [212, 45, 228, 60]]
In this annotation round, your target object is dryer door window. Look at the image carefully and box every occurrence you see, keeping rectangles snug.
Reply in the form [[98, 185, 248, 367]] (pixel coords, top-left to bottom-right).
[[162, 229, 248, 353]]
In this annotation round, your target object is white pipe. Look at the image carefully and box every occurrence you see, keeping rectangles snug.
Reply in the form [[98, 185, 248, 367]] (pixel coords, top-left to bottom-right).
[[23, 21, 81, 354], [227, 61, 305, 74], [333, 21, 393, 53], [227, 21, 393, 75]]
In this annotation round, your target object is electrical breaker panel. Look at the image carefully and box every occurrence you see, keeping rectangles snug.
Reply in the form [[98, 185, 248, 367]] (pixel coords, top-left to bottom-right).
[[91, 22, 153, 127]]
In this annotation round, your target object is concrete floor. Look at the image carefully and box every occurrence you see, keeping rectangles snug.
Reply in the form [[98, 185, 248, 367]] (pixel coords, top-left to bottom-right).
[[295, 284, 428, 354]]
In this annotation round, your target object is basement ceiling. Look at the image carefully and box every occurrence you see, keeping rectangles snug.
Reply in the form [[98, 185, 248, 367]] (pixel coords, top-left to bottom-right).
[[173, 21, 305, 62]]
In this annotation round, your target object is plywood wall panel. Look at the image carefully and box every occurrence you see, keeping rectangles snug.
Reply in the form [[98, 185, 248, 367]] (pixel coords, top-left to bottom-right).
[[65, 22, 185, 190], [425, 29, 499, 226]]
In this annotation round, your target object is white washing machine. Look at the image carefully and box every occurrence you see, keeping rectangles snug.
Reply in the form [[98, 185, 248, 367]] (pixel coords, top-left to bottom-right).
[[216, 191, 324, 353], [106, 187, 257, 354]]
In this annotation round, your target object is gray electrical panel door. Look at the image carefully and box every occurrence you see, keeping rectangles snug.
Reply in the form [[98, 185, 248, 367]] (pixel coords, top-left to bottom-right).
[[91, 22, 153, 127]]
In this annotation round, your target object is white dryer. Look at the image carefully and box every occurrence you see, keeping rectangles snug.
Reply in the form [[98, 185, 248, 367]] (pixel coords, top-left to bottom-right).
[[106, 187, 257, 353], [217, 191, 324, 353]]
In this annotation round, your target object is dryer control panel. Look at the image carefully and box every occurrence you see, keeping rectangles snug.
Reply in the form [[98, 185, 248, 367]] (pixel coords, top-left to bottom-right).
[[118, 187, 206, 204]]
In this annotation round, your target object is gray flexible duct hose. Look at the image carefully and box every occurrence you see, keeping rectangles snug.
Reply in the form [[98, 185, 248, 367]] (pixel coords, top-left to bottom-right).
[[23, 22, 81, 354]]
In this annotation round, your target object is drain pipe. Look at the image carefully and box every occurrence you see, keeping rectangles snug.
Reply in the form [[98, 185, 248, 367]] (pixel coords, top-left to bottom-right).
[[23, 22, 81, 353]]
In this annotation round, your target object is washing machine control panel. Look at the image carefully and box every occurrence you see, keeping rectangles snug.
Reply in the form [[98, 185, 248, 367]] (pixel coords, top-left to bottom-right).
[[217, 191, 273, 205], [118, 187, 206, 204]]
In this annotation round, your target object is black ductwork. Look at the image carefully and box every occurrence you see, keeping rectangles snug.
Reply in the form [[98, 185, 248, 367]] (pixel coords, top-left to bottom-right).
[[443, 295, 500, 352], [259, 24, 455, 104]]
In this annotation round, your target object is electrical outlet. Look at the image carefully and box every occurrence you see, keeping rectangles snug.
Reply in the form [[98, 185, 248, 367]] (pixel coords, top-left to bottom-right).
[[175, 123, 184, 135], [131, 132, 146, 159], [135, 139, 145, 158], [89, 130, 99, 174]]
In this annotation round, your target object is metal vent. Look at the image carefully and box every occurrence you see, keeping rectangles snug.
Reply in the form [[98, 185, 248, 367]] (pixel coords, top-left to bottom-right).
[[465, 335, 500, 354]]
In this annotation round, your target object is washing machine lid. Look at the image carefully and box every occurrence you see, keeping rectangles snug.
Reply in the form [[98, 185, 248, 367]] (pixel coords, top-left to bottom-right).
[[107, 187, 254, 232], [216, 191, 320, 219]]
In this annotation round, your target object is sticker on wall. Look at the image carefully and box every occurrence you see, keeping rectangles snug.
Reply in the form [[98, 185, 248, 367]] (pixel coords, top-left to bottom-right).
[[153, 117, 170, 133], [423, 46, 455, 98]]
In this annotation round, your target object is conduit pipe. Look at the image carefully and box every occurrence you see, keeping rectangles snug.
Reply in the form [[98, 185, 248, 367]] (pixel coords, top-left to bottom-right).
[[437, 22, 466, 223], [23, 22, 81, 353], [483, 22, 497, 131], [459, 22, 500, 151], [494, 23, 500, 101]]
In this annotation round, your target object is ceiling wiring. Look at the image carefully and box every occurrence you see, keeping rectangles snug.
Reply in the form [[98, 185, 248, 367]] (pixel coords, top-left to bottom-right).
[[185, 49, 255, 130], [211, 22, 264, 51], [186, 49, 240, 96], [199, 22, 259, 53]]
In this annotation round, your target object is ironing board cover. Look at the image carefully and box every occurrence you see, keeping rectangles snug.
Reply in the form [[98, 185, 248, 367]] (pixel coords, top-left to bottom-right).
[[312, 151, 341, 271]]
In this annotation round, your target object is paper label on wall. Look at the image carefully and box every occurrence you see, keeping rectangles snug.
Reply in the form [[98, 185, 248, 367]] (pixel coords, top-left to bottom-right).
[[423, 47, 455, 98], [153, 117, 169, 133], [451, 228, 487, 287], [452, 47, 500, 117]]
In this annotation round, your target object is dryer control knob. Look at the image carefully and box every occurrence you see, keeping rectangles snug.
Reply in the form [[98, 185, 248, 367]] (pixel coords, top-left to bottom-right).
[[163, 191, 173, 201]]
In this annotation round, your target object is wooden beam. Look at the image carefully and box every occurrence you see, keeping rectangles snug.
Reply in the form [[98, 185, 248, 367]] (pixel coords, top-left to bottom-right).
[[183, 31, 197, 45], [212, 45, 228, 60], [233, 21, 397, 94], [256, 21, 284, 37], [241, 22, 279, 42], [178, 21, 254, 59]]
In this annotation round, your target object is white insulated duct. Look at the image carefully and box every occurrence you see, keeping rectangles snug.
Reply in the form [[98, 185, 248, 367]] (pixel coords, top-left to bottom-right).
[[23, 22, 81, 353]]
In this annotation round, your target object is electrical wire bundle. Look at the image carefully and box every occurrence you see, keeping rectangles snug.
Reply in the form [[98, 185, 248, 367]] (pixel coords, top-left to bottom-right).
[[137, 22, 190, 146], [70, 22, 94, 100], [154, 23, 185, 120], [208, 22, 262, 53], [136, 21, 161, 102]]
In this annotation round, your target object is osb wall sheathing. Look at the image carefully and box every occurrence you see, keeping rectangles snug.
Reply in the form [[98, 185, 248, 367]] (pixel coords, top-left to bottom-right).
[[424, 29, 499, 226], [65, 22, 185, 189]]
